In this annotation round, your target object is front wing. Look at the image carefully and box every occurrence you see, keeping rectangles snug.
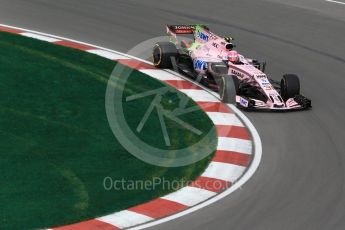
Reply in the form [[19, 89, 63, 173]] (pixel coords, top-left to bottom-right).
[[236, 95, 312, 111]]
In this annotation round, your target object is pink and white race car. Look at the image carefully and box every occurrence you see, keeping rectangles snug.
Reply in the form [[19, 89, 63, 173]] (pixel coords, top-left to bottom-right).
[[152, 24, 311, 111]]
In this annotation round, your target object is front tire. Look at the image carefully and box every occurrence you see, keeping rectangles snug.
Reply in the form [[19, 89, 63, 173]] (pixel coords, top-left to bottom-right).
[[152, 42, 178, 69], [219, 75, 239, 103], [280, 74, 300, 101]]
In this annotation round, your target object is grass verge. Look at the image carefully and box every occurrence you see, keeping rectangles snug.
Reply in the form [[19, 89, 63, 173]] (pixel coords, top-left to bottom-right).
[[0, 31, 217, 229]]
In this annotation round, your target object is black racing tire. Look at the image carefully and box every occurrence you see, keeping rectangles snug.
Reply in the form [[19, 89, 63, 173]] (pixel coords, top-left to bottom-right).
[[280, 74, 300, 101], [152, 42, 178, 69], [219, 75, 239, 103]]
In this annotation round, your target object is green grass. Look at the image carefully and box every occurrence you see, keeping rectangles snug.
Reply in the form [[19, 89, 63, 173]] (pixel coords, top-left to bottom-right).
[[0, 31, 217, 229]]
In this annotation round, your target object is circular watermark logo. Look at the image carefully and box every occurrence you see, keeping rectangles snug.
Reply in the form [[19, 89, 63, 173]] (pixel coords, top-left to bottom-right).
[[105, 36, 217, 167]]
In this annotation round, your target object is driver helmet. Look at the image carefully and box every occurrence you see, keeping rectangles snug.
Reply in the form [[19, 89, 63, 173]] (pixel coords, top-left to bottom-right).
[[228, 50, 240, 63]]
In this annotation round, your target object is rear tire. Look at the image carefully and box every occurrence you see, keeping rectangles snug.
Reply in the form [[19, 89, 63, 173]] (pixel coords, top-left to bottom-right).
[[152, 42, 178, 69], [280, 74, 300, 101], [219, 75, 239, 103]]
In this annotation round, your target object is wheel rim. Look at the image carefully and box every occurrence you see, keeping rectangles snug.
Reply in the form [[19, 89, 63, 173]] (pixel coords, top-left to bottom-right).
[[153, 45, 162, 66]]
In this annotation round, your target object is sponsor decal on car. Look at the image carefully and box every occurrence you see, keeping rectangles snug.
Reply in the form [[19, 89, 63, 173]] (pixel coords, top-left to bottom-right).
[[256, 75, 267, 79], [261, 82, 273, 90], [174, 25, 195, 30], [193, 59, 208, 70], [239, 97, 249, 107], [212, 42, 219, 48], [168, 25, 196, 34], [286, 98, 299, 107], [209, 33, 218, 40], [197, 31, 209, 41], [175, 30, 189, 33], [256, 75, 269, 83], [231, 69, 245, 78]]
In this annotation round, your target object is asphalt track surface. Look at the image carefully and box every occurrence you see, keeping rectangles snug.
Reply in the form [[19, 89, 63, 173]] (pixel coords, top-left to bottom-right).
[[0, 0, 344, 229]]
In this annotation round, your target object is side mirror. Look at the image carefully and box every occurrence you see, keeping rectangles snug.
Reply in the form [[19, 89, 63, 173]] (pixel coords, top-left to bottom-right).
[[225, 43, 234, 50]]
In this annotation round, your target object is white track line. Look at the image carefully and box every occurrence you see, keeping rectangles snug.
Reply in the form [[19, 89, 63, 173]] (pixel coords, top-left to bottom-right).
[[325, 0, 345, 5], [179, 89, 220, 102], [217, 137, 252, 154], [21, 32, 61, 42], [163, 187, 217, 206], [87, 49, 129, 60], [206, 112, 243, 126], [202, 162, 246, 182], [97, 210, 154, 229], [140, 69, 183, 81]]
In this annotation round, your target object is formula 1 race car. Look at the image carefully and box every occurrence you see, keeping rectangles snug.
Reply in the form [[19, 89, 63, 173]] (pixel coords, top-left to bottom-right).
[[152, 24, 311, 111]]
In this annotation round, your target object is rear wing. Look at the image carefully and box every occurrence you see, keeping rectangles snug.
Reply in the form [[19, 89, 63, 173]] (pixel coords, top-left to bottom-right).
[[166, 24, 209, 35]]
